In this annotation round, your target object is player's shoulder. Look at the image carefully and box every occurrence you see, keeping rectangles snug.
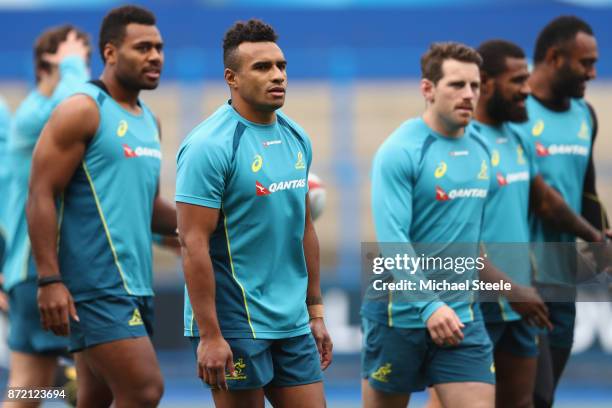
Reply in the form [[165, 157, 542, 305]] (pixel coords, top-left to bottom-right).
[[464, 123, 491, 158], [178, 104, 237, 156], [384, 117, 431, 151], [374, 117, 428, 166], [276, 110, 310, 139]]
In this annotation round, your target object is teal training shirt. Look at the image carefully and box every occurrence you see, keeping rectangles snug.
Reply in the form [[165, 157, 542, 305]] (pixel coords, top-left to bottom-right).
[[513, 96, 592, 286], [472, 121, 537, 323], [0, 97, 10, 268], [362, 117, 492, 328], [4, 57, 88, 291], [177, 102, 312, 340], [57, 82, 161, 301]]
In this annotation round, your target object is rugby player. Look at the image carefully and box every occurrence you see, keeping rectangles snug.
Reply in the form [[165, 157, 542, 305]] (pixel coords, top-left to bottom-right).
[[176, 19, 332, 408], [513, 16, 608, 408], [362, 42, 494, 408], [2, 26, 89, 407], [473, 39, 607, 408], [26, 6, 175, 407]]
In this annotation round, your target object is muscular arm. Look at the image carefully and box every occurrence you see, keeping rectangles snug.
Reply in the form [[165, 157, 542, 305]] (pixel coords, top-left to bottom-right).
[[178, 203, 234, 388], [303, 195, 333, 370], [530, 175, 603, 242], [26, 94, 98, 336], [27, 95, 98, 279], [178, 203, 221, 338]]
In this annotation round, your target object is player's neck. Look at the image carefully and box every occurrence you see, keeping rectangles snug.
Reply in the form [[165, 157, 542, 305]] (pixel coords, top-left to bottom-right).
[[100, 71, 142, 114], [422, 110, 464, 138], [528, 69, 570, 111], [231, 97, 276, 125], [474, 102, 500, 127]]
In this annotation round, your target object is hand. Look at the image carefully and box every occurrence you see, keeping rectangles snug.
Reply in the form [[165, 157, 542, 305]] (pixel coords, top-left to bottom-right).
[[37, 282, 79, 336], [310, 318, 333, 370], [41, 30, 89, 65], [508, 285, 553, 330], [592, 236, 612, 275], [196, 335, 234, 390], [425, 305, 464, 346], [0, 275, 8, 312]]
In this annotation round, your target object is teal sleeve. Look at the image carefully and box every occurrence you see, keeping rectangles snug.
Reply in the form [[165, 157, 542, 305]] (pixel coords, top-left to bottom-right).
[[371, 142, 444, 324], [11, 56, 88, 152], [175, 137, 230, 209], [50, 56, 89, 105]]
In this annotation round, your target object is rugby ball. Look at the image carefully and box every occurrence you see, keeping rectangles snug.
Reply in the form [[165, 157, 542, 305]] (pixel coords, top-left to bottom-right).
[[308, 173, 326, 222]]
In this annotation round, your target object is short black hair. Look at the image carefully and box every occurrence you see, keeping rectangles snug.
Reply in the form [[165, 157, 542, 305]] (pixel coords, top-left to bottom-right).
[[477, 39, 525, 77], [99, 5, 156, 62], [223, 19, 278, 70], [34, 25, 90, 83], [533, 15, 594, 64], [421, 42, 482, 84]]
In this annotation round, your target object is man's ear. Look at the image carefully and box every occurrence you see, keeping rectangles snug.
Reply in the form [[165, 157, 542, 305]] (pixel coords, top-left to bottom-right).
[[224, 68, 237, 89], [480, 73, 494, 98], [421, 78, 435, 104], [545, 45, 566, 69], [103, 43, 117, 65]]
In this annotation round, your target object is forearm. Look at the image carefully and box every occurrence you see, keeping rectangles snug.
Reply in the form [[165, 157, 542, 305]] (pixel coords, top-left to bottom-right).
[[182, 241, 222, 338], [26, 189, 61, 278], [304, 222, 322, 304], [152, 196, 177, 235], [538, 189, 602, 242]]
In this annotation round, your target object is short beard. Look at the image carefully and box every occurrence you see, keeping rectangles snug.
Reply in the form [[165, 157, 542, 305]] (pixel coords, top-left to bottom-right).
[[552, 63, 585, 99], [486, 88, 528, 124]]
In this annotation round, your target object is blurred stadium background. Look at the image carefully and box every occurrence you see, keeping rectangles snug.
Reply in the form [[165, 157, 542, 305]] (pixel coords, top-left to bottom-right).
[[1, 0, 612, 406]]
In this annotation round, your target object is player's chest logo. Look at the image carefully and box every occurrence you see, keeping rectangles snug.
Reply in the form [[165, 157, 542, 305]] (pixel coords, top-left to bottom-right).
[[434, 161, 447, 178], [295, 151, 306, 170], [491, 150, 500, 167], [252, 154, 263, 173], [117, 120, 128, 137], [577, 121, 590, 140], [532, 119, 544, 137], [517, 146, 526, 165], [477, 160, 489, 180]]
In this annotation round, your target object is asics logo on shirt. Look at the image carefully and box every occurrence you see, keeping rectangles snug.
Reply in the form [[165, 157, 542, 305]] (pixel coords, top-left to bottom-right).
[[434, 161, 447, 178], [534, 142, 588, 157], [532, 120, 544, 136], [122, 144, 162, 160], [117, 120, 128, 137], [256, 179, 306, 196], [252, 155, 263, 173]]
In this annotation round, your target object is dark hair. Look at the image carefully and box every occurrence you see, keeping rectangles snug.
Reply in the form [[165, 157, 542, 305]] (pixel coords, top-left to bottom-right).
[[99, 5, 156, 62], [477, 39, 525, 77], [421, 42, 482, 84], [533, 16, 594, 64], [223, 19, 278, 70], [34, 25, 89, 83]]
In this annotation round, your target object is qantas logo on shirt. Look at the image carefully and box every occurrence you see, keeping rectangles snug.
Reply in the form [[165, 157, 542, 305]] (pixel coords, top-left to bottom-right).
[[435, 186, 487, 201], [122, 144, 162, 160], [497, 171, 529, 186], [256, 179, 306, 196], [535, 142, 588, 157]]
